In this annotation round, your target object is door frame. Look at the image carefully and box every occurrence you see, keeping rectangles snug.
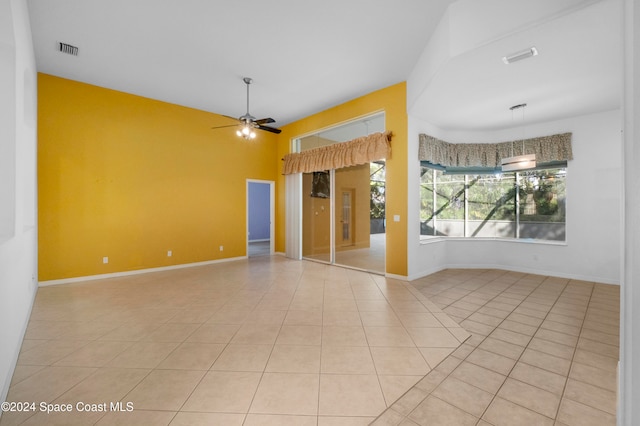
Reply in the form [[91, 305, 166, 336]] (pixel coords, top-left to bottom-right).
[[246, 179, 275, 257]]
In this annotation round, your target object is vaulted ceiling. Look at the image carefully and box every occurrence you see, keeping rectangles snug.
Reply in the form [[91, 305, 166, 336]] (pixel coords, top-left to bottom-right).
[[27, 0, 621, 132]]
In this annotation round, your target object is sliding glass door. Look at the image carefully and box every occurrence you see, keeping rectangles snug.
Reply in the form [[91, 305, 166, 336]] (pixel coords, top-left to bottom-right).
[[298, 114, 386, 274]]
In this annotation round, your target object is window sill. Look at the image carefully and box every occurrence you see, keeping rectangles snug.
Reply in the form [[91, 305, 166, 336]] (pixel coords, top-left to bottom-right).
[[419, 236, 567, 247]]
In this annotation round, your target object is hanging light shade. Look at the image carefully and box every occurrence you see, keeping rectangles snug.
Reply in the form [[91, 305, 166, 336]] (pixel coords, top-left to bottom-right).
[[501, 153, 536, 171], [502, 103, 535, 171]]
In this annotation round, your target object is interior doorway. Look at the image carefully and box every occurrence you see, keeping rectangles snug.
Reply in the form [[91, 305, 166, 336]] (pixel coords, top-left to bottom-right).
[[247, 180, 274, 257]]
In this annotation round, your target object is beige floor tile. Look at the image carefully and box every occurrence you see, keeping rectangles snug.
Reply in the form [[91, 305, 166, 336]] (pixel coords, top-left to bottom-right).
[[321, 346, 376, 374], [276, 325, 322, 345], [534, 328, 579, 347], [207, 309, 252, 324], [563, 378, 617, 415], [556, 397, 616, 426], [540, 319, 581, 336], [169, 412, 245, 425], [358, 311, 401, 327], [324, 310, 362, 326], [506, 312, 544, 327], [157, 342, 224, 370], [322, 326, 368, 346], [94, 409, 176, 425], [53, 340, 133, 367], [364, 326, 415, 347], [417, 347, 454, 369], [370, 347, 430, 376], [482, 396, 554, 426], [406, 327, 460, 348], [490, 328, 532, 347], [356, 300, 393, 312], [378, 376, 424, 408], [167, 308, 216, 324], [467, 312, 504, 327], [266, 345, 321, 373], [231, 323, 281, 345], [244, 414, 316, 425], [186, 323, 240, 343], [20, 409, 105, 425], [569, 362, 617, 392], [319, 374, 386, 417], [324, 298, 359, 312], [54, 367, 149, 404], [432, 376, 493, 417], [527, 337, 575, 360], [572, 348, 618, 371], [408, 395, 478, 426], [459, 319, 495, 336], [497, 377, 561, 418], [396, 312, 442, 328], [478, 336, 525, 360], [509, 362, 566, 395], [318, 415, 376, 425], [250, 373, 319, 415], [6, 366, 97, 404], [244, 310, 287, 325], [284, 310, 323, 326], [211, 344, 272, 372], [98, 323, 162, 341], [182, 370, 262, 413], [519, 348, 571, 376], [17, 340, 89, 366], [8, 365, 45, 386], [106, 341, 179, 368], [124, 369, 204, 411], [466, 348, 516, 376], [450, 361, 506, 394]]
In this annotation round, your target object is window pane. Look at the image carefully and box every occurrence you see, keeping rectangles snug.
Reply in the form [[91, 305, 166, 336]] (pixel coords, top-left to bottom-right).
[[434, 172, 465, 237], [419, 167, 435, 235], [467, 173, 517, 238], [518, 168, 566, 241]]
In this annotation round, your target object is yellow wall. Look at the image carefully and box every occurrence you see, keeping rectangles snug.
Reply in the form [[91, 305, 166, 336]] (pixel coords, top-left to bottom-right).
[[276, 83, 408, 276], [38, 74, 278, 280]]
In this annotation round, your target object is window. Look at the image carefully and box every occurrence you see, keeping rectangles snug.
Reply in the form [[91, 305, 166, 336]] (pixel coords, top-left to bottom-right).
[[420, 165, 566, 242]]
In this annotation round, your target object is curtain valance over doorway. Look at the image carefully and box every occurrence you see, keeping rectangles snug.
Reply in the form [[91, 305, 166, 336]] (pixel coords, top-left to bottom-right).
[[282, 131, 392, 175], [418, 132, 573, 169]]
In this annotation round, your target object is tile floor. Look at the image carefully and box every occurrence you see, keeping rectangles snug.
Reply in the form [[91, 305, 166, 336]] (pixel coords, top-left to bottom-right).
[[374, 268, 620, 426], [1, 257, 470, 426]]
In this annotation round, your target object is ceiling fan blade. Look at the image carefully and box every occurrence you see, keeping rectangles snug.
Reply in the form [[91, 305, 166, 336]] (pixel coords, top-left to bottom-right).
[[254, 117, 275, 125], [257, 125, 282, 134], [211, 124, 240, 130]]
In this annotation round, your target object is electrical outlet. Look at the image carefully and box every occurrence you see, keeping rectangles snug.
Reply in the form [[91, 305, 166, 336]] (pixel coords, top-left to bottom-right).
[[102, 256, 109, 264], [167, 250, 172, 257], [219, 245, 224, 251]]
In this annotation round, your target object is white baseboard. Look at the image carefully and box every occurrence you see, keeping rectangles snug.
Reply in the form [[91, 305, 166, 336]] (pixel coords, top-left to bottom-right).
[[38, 256, 247, 287]]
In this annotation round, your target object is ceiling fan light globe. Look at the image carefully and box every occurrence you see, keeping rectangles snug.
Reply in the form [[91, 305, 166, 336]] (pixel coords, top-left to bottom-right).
[[250, 132, 256, 139], [242, 126, 250, 136], [236, 130, 242, 137]]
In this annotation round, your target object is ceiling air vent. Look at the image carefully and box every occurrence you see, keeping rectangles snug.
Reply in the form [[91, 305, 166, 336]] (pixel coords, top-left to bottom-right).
[[58, 42, 78, 56]]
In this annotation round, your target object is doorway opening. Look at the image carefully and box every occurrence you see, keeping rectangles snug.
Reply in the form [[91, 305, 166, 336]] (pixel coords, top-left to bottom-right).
[[247, 180, 274, 257]]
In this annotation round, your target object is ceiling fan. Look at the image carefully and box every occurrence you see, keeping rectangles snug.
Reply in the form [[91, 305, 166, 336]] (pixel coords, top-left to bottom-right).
[[211, 77, 282, 139]]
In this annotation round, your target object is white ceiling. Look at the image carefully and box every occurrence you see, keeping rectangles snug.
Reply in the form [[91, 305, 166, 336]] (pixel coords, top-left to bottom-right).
[[26, 0, 621, 132], [26, 0, 454, 127]]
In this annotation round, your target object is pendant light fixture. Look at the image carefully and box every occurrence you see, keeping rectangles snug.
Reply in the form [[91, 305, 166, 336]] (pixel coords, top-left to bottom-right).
[[502, 103, 536, 172]]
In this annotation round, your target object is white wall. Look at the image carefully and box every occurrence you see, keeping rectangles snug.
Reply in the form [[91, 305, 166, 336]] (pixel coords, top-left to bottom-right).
[[407, 109, 622, 284], [620, 0, 640, 422], [0, 0, 38, 408]]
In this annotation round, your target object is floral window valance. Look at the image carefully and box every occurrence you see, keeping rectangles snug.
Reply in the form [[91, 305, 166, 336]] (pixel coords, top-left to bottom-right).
[[418, 132, 573, 169], [282, 131, 392, 175]]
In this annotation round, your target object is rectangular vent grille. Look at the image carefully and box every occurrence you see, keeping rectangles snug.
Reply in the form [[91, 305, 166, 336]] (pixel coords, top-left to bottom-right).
[[58, 42, 78, 56]]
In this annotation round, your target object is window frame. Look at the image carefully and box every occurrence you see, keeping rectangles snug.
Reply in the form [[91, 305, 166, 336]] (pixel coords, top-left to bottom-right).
[[419, 162, 567, 244]]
